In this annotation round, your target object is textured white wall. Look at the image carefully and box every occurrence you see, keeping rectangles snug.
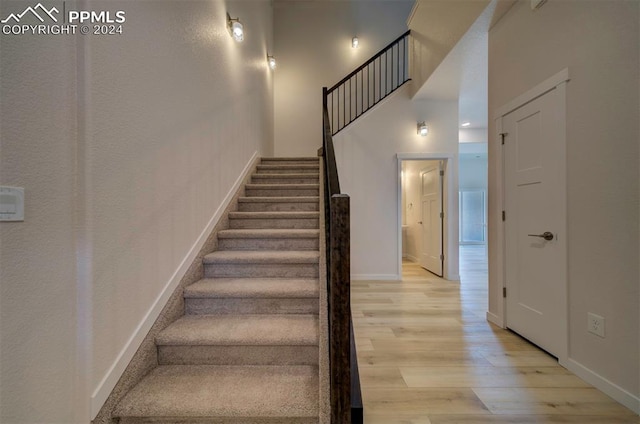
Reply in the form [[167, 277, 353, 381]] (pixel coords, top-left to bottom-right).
[[0, 4, 79, 421], [488, 0, 639, 401], [0, 0, 274, 422], [273, 0, 413, 157], [334, 87, 459, 280]]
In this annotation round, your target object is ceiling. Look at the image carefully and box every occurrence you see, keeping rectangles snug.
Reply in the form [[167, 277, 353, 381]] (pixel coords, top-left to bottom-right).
[[413, 1, 498, 130]]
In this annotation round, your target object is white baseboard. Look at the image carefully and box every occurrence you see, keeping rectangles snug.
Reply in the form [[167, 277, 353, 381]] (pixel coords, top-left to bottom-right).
[[352, 274, 401, 281], [486, 311, 504, 328], [564, 358, 640, 414], [404, 254, 419, 263], [90, 151, 259, 419]]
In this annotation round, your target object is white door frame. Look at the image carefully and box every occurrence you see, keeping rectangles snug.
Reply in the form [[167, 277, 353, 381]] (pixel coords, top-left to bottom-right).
[[397, 153, 459, 281], [493, 68, 570, 365]]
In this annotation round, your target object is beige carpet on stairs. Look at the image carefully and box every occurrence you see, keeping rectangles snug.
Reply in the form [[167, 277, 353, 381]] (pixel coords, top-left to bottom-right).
[[113, 157, 322, 424]]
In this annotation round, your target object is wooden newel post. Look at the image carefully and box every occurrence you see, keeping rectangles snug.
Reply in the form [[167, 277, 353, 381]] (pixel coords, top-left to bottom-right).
[[329, 194, 351, 424]]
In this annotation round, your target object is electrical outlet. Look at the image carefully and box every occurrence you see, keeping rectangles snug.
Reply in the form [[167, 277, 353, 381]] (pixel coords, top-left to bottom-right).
[[588, 313, 605, 338]]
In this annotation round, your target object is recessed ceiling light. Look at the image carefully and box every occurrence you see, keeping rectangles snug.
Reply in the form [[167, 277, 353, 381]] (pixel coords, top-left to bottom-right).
[[461, 122, 471, 127]]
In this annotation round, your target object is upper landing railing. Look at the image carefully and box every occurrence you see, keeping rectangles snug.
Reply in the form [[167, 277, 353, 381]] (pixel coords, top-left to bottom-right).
[[324, 30, 411, 136]]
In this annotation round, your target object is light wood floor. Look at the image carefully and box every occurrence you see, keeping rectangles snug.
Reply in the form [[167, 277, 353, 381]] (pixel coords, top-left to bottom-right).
[[352, 245, 638, 424]]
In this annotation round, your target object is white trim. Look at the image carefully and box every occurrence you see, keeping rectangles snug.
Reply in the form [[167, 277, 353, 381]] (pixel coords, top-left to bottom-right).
[[90, 151, 259, 419], [486, 311, 504, 328], [565, 359, 640, 414], [352, 274, 401, 281], [396, 153, 458, 281], [495, 69, 570, 364], [494, 68, 570, 119], [406, 0, 419, 27]]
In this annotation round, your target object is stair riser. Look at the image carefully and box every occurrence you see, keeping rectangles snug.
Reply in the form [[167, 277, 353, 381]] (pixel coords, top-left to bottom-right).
[[229, 218, 319, 229], [158, 345, 318, 366], [218, 238, 319, 250], [252, 176, 319, 184], [260, 161, 319, 166], [238, 202, 319, 212], [256, 167, 318, 174], [185, 297, 319, 315], [246, 188, 319, 197], [205, 263, 319, 278]]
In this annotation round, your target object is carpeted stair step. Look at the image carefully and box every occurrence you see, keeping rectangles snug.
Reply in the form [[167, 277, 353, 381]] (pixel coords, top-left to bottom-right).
[[113, 365, 319, 423], [261, 157, 319, 166], [237, 196, 319, 212], [204, 250, 319, 278], [218, 229, 319, 250], [184, 278, 319, 315], [256, 164, 319, 174], [228, 211, 319, 230], [245, 183, 319, 197], [156, 314, 318, 365], [252, 173, 320, 184]]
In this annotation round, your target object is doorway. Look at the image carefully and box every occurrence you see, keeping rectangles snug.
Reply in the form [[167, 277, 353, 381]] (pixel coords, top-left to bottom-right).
[[397, 154, 459, 281]]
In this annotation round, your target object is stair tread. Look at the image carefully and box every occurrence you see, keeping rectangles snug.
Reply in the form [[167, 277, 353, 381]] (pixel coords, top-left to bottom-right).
[[262, 157, 319, 161], [256, 164, 319, 169], [229, 211, 319, 219], [184, 278, 319, 299], [157, 314, 318, 345], [218, 229, 319, 239], [204, 250, 319, 264], [238, 196, 319, 203], [113, 365, 319, 418]]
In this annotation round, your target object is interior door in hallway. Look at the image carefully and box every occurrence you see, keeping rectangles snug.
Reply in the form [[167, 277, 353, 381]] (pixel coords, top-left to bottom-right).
[[503, 87, 566, 358], [420, 163, 443, 277]]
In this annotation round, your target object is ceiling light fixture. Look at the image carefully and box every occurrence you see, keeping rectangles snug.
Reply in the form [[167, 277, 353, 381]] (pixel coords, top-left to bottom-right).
[[417, 121, 428, 136], [227, 13, 244, 42], [461, 122, 471, 127], [352, 37, 359, 48], [267, 55, 277, 70]]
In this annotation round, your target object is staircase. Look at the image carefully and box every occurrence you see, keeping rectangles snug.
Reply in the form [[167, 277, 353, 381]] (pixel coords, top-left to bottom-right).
[[113, 157, 322, 424]]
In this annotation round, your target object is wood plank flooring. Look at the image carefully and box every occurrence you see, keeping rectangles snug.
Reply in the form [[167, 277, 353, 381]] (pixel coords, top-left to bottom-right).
[[352, 246, 638, 424]]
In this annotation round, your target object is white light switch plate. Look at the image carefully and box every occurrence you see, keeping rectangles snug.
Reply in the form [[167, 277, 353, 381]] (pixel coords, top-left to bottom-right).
[[0, 186, 24, 221]]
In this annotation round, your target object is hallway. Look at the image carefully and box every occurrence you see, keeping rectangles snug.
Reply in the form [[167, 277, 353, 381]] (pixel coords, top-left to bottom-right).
[[352, 246, 637, 423]]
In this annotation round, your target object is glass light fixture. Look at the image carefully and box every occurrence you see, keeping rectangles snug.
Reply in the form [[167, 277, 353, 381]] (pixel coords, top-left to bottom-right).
[[267, 55, 277, 70], [352, 37, 359, 48], [461, 122, 471, 127], [417, 121, 428, 136], [227, 13, 244, 42]]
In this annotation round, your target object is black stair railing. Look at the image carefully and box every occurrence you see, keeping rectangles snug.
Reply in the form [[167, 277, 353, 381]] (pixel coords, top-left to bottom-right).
[[321, 31, 411, 424], [325, 30, 411, 136]]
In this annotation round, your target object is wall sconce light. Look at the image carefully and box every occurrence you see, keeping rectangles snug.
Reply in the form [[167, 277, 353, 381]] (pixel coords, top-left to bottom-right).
[[227, 13, 244, 42], [267, 55, 277, 70], [417, 121, 429, 136], [352, 37, 359, 48]]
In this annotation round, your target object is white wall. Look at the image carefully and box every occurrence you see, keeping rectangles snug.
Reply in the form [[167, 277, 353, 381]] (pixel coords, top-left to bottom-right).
[[488, 0, 639, 407], [0, 1, 274, 422], [459, 153, 487, 190], [334, 86, 459, 280], [273, 0, 413, 157]]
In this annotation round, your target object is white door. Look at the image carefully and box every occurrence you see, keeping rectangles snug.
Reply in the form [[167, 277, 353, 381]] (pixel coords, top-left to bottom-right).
[[503, 88, 566, 357], [420, 163, 443, 276]]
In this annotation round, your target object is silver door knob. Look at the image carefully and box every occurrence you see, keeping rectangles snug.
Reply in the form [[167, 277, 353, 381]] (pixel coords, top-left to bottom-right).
[[528, 231, 554, 241]]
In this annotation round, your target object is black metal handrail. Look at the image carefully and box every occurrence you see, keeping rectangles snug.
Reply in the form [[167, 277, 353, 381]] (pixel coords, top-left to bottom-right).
[[326, 30, 411, 135]]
